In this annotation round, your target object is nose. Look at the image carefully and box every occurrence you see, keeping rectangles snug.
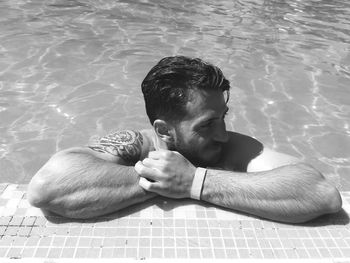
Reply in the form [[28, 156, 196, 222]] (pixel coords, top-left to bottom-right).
[[213, 121, 229, 143]]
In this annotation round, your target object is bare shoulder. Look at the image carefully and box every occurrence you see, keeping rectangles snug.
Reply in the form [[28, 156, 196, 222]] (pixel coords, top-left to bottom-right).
[[222, 132, 299, 172], [247, 147, 300, 172], [87, 129, 154, 164]]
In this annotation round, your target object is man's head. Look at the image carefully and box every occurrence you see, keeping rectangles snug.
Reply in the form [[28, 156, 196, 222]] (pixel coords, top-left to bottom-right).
[[141, 56, 231, 166]]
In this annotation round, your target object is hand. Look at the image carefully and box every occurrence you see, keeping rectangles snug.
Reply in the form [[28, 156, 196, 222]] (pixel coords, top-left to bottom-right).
[[134, 150, 196, 199]]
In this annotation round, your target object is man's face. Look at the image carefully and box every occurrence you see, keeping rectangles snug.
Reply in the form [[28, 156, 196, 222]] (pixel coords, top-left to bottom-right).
[[169, 88, 229, 167]]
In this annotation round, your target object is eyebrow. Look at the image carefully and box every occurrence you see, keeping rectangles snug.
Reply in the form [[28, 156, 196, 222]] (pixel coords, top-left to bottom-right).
[[199, 106, 229, 126]]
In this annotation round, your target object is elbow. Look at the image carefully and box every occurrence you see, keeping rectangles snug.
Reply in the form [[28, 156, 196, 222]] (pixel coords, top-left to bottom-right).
[[27, 152, 66, 209], [301, 163, 342, 217], [27, 172, 52, 209], [323, 184, 342, 214]]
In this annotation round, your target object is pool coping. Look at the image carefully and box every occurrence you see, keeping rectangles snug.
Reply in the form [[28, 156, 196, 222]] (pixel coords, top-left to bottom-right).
[[0, 184, 349, 260]]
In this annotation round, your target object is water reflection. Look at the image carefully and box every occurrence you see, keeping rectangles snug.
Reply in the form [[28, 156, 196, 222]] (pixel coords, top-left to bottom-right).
[[0, 0, 349, 184]]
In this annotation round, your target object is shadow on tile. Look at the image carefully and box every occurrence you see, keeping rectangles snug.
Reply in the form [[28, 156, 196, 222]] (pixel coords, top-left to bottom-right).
[[42, 195, 349, 228]]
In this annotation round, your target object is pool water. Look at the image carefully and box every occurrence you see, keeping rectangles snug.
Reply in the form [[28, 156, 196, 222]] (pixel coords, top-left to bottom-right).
[[0, 0, 349, 187]]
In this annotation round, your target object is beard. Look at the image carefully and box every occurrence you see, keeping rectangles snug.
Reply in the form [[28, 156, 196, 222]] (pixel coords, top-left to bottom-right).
[[168, 136, 222, 168]]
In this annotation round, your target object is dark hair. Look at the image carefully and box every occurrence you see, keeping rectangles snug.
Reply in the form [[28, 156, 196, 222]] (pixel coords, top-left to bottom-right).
[[141, 56, 230, 124]]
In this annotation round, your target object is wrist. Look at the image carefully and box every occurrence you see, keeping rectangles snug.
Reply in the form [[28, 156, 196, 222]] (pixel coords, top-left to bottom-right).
[[190, 167, 207, 200]]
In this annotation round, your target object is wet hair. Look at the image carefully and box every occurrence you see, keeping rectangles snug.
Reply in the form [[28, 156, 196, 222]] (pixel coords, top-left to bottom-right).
[[141, 56, 230, 124]]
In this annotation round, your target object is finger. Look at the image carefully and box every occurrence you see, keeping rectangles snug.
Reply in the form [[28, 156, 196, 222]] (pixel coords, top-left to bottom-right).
[[134, 161, 162, 181], [139, 177, 152, 191], [148, 150, 171, 159], [142, 157, 158, 167], [139, 177, 163, 195]]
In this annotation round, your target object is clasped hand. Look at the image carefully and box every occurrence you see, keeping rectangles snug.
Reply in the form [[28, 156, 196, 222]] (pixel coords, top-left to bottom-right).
[[134, 150, 196, 199]]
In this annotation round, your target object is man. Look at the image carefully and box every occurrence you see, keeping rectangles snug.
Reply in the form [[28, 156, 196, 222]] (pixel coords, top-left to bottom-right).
[[27, 56, 342, 223]]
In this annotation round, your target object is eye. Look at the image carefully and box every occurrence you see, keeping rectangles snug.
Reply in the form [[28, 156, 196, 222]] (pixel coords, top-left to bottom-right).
[[200, 120, 214, 130]]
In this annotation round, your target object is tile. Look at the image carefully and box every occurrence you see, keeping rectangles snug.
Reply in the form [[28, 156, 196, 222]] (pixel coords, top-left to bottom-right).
[[34, 247, 49, 257], [138, 247, 150, 258], [0, 226, 6, 235], [273, 249, 287, 259], [21, 247, 36, 257], [249, 249, 263, 258], [140, 227, 151, 236], [175, 228, 186, 237], [22, 216, 36, 226], [25, 236, 40, 246], [61, 247, 75, 258], [176, 248, 188, 258], [5, 226, 19, 235], [334, 238, 348, 247], [199, 237, 211, 247], [186, 228, 198, 237], [0, 236, 14, 246], [307, 248, 322, 258], [90, 237, 104, 247], [151, 247, 163, 258], [18, 226, 31, 236], [318, 248, 332, 258], [101, 247, 115, 258], [48, 247, 63, 258], [86, 247, 101, 258], [80, 227, 94, 236], [238, 249, 250, 258], [164, 247, 175, 258], [189, 248, 201, 258], [0, 248, 9, 257], [52, 236, 66, 246], [323, 238, 337, 247], [246, 238, 259, 248], [9, 216, 24, 226], [261, 248, 275, 258], [329, 248, 343, 257], [126, 237, 138, 247], [176, 237, 187, 247], [68, 226, 82, 236], [75, 247, 88, 258], [151, 227, 162, 236], [295, 248, 309, 258], [6, 247, 22, 258], [64, 236, 79, 247], [188, 237, 200, 247], [163, 237, 175, 247], [12, 236, 27, 246], [38, 236, 53, 247], [269, 238, 283, 248], [113, 247, 125, 257], [151, 237, 162, 247], [139, 237, 151, 247], [55, 227, 69, 235], [211, 238, 224, 248], [209, 228, 221, 237], [78, 237, 91, 247], [201, 248, 213, 258], [198, 228, 209, 237], [301, 238, 315, 248], [127, 227, 139, 236], [341, 248, 350, 257]]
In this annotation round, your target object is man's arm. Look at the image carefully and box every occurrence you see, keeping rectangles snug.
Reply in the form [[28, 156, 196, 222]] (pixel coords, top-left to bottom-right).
[[27, 130, 156, 219], [135, 150, 342, 223], [202, 163, 341, 223]]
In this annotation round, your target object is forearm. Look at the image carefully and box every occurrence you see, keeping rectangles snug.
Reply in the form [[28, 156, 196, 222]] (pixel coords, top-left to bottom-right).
[[28, 151, 156, 219], [201, 163, 342, 223]]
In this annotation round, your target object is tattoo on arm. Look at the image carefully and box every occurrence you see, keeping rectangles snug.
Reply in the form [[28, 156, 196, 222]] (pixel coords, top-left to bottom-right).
[[88, 130, 144, 163]]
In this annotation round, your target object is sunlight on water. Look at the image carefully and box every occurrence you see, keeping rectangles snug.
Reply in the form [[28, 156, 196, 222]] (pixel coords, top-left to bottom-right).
[[0, 0, 349, 186]]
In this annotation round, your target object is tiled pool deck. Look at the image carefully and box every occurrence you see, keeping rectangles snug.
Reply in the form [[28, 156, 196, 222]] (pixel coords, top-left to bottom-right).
[[0, 184, 349, 262]]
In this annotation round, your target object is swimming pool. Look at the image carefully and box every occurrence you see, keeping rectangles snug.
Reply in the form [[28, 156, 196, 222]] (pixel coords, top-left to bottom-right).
[[0, 0, 349, 188]]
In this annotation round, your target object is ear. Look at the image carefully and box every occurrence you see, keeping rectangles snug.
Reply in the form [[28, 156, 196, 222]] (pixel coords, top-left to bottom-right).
[[153, 119, 174, 144]]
